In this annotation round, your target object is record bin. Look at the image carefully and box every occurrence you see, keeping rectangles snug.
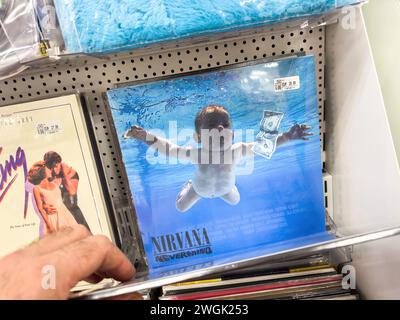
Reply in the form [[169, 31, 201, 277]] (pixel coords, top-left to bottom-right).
[[0, 4, 399, 299]]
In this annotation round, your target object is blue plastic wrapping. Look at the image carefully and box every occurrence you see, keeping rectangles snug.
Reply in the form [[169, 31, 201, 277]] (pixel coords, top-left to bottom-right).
[[54, 0, 365, 54]]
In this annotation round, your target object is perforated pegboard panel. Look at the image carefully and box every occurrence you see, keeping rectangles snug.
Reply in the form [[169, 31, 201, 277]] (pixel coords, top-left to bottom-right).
[[0, 25, 326, 259]]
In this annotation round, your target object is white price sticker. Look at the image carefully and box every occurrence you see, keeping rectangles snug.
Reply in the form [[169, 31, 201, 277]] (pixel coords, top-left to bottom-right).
[[274, 76, 300, 92], [36, 121, 62, 135]]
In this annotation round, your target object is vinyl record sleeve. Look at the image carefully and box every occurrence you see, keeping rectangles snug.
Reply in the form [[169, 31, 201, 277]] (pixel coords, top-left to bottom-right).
[[206, 281, 344, 300], [159, 274, 343, 300], [0, 94, 114, 258], [162, 267, 337, 296], [107, 55, 329, 275]]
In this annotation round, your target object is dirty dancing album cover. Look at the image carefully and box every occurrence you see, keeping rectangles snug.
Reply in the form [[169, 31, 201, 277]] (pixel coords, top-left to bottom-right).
[[0, 95, 113, 258]]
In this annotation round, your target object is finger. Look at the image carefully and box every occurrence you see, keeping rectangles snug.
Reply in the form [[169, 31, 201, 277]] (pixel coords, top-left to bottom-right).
[[49, 207, 58, 214], [302, 137, 310, 141], [123, 130, 132, 139], [301, 124, 311, 130], [46, 235, 135, 291], [124, 126, 137, 136], [23, 225, 92, 257], [303, 132, 313, 136], [84, 273, 104, 284]]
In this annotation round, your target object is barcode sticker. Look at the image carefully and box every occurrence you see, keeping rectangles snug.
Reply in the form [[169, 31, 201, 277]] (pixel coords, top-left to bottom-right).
[[36, 121, 62, 135], [274, 76, 300, 92]]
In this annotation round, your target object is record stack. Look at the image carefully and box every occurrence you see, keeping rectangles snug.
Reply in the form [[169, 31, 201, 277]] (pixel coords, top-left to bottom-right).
[[159, 255, 359, 300]]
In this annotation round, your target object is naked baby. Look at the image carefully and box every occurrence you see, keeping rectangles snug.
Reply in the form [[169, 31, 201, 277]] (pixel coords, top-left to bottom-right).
[[124, 105, 312, 213]]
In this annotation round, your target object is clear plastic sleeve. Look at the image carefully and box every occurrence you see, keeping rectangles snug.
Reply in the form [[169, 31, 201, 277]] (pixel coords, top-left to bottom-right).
[[34, 0, 64, 55], [0, 0, 42, 79], [53, 0, 366, 54], [0, 0, 65, 80], [106, 55, 328, 274]]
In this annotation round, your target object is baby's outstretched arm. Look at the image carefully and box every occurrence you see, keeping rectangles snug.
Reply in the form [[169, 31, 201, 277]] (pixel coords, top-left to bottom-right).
[[124, 125, 192, 161], [231, 142, 256, 161], [232, 124, 312, 160], [277, 124, 313, 147]]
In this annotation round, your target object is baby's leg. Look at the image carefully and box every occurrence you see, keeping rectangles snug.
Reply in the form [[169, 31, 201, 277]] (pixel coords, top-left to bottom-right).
[[176, 180, 201, 213], [220, 185, 240, 206]]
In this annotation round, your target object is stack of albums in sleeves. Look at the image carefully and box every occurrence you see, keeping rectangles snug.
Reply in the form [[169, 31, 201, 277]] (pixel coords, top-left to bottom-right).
[[106, 54, 335, 280], [159, 254, 360, 300], [0, 94, 117, 291]]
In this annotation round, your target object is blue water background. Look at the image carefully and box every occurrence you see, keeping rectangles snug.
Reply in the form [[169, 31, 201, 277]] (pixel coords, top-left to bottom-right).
[[108, 56, 326, 271]]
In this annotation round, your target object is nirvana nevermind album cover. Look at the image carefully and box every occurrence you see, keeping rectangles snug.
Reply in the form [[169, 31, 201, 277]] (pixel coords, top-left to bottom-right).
[[107, 55, 327, 272]]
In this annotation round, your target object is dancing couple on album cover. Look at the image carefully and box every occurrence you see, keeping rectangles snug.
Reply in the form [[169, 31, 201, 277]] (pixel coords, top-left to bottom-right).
[[26, 151, 90, 237]]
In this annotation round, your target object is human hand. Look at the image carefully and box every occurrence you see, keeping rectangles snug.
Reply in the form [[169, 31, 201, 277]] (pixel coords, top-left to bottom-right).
[[43, 203, 58, 215], [123, 125, 147, 141], [60, 163, 67, 175], [0, 225, 135, 300], [61, 163, 74, 177], [286, 124, 313, 141]]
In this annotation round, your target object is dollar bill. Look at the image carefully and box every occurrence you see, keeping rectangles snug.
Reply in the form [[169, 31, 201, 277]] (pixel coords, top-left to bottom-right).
[[260, 110, 284, 133], [252, 110, 285, 159], [252, 132, 279, 159]]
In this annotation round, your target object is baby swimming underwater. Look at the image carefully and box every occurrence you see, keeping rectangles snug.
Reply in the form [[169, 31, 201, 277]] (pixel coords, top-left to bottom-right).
[[124, 105, 312, 212]]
